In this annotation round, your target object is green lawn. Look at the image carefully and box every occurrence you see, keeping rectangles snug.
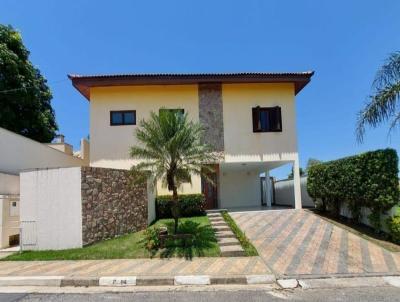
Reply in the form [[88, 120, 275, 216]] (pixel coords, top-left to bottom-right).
[[3, 216, 220, 261]]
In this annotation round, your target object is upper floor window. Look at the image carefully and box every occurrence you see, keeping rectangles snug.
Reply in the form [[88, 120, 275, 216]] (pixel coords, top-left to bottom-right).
[[252, 106, 282, 132], [159, 108, 184, 117], [110, 110, 136, 126]]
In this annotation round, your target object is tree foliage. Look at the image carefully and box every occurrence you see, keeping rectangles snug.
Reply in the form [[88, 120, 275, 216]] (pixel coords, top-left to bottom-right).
[[130, 110, 220, 233], [356, 51, 400, 142], [0, 24, 57, 142], [287, 167, 305, 179], [307, 149, 399, 231]]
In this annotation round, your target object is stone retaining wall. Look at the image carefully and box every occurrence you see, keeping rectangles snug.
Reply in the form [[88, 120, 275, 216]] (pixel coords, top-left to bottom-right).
[[81, 167, 148, 245]]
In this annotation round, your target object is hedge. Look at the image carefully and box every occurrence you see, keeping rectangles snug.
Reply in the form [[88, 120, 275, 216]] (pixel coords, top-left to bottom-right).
[[307, 149, 399, 230], [156, 194, 206, 219]]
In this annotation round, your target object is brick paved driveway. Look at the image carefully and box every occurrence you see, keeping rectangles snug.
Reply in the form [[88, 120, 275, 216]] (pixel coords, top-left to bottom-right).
[[230, 209, 400, 277]]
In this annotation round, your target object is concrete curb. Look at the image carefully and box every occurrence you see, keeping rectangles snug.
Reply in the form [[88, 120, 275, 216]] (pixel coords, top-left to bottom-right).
[[0, 274, 276, 287], [1, 274, 400, 289], [0, 276, 64, 287]]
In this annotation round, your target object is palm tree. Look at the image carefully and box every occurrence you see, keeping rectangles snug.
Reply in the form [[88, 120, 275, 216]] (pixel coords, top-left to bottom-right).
[[356, 51, 400, 142], [130, 110, 220, 233]]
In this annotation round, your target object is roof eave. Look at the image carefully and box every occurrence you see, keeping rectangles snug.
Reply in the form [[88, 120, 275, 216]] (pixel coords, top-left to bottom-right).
[[68, 72, 314, 101]]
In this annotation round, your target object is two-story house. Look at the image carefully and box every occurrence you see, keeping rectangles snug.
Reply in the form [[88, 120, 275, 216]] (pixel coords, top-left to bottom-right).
[[69, 72, 313, 210]]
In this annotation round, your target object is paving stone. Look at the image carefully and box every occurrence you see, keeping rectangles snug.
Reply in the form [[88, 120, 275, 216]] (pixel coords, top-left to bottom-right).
[[215, 231, 236, 239], [217, 237, 240, 246], [220, 245, 245, 257]]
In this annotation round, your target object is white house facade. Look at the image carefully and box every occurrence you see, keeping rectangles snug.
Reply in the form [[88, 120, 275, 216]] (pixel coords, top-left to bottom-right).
[[69, 72, 314, 210]]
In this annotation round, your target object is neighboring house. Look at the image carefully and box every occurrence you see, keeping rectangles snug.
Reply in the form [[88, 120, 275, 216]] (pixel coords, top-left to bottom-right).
[[0, 127, 89, 249], [0, 127, 89, 174], [0, 173, 19, 249], [69, 72, 314, 210]]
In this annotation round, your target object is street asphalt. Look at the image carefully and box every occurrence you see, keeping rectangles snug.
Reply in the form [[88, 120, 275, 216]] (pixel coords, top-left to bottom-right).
[[1, 287, 400, 302]]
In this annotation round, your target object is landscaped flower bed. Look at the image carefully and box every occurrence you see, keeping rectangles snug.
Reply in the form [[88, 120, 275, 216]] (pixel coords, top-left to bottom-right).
[[3, 216, 220, 261]]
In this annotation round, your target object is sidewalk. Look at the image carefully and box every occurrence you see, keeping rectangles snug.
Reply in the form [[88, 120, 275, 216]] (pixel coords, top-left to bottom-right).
[[0, 257, 275, 286]]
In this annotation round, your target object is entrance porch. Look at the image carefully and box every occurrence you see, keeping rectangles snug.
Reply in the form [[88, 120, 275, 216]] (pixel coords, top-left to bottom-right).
[[201, 160, 303, 210]]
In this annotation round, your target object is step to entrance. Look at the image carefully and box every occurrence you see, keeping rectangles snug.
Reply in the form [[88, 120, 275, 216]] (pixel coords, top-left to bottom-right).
[[220, 245, 245, 257], [206, 209, 227, 213], [207, 211, 245, 257], [215, 231, 237, 239], [212, 225, 231, 232], [217, 237, 240, 246], [207, 212, 222, 218], [211, 221, 228, 227], [208, 216, 224, 221]]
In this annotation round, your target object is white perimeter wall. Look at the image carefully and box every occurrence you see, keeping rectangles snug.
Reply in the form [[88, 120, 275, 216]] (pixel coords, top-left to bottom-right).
[[20, 167, 83, 250], [0, 173, 19, 195], [0, 127, 84, 175], [219, 169, 261, 208], [274, 177, 314, 208]]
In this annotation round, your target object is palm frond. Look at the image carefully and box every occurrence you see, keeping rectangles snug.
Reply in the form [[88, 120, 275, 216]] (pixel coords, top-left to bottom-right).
[[373, 52, 400, 89], [356, 82, 400, 142], [130, 108, 222, 192]]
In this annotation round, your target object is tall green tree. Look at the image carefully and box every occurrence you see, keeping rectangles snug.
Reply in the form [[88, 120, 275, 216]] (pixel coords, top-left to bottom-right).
[[287, 167, 305, 179], [0, 24, 57, 142], [356, 51, 400, 141], [130, 110, 220, 233]]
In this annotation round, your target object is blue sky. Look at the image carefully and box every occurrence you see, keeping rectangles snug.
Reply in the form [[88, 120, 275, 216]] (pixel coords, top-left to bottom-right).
[[1, 0, 400, 178]]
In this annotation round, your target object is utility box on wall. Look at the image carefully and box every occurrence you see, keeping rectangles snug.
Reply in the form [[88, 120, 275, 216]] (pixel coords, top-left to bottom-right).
[[20, 167, 155, 251]]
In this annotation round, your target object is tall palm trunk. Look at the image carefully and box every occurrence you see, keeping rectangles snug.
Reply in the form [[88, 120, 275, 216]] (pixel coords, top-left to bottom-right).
[[171, 187, 179, 234]]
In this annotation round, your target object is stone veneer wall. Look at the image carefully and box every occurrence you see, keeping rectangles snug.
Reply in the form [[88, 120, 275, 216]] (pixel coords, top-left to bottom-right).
[[81, 167, 148, 245], [198, 83, 224, 151]]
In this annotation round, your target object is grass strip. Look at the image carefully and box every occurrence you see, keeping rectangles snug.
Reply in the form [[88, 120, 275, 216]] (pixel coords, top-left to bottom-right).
[[3, 216, 220, 261], [221, 211, 258, 256]]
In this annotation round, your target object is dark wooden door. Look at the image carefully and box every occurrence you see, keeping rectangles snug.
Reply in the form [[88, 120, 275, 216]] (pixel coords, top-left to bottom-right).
[[201, 165, 219, 210]]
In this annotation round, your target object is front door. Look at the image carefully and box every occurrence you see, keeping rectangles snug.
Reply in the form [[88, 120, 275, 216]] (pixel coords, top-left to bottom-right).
[[201, 165, 219, 209]]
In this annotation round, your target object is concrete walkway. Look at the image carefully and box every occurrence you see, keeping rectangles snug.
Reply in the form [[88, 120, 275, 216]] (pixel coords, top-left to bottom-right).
[[0, 257, 270, 277], [230, 209, 400, 278]]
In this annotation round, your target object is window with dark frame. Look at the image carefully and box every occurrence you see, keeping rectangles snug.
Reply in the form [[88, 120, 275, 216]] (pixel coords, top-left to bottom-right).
[[110, 110, 136, 126], [252, 106, 282, 132]]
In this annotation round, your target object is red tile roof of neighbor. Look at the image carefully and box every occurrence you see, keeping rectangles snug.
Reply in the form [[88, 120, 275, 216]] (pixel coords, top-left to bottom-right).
[[68, 71, 314, 100]]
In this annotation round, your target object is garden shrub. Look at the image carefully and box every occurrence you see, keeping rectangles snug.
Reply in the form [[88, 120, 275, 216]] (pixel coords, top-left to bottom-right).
[[387, 210, 400, 244], [307, 149, 399, 231], [144, 227, 161, 250], [156, 194, 206, 219]]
